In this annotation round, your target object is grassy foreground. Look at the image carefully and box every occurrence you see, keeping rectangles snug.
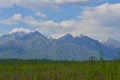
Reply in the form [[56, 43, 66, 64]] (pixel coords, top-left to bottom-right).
[[0, 60, 119, 80]]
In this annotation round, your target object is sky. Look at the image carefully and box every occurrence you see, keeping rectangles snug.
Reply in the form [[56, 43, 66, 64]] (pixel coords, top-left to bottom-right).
[[0, 0, 120, 41]]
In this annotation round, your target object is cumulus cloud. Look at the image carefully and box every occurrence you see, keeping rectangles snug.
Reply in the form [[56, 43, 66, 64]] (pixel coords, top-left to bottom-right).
[[10, 28, 31, 33], [0, 0, 85, 9], [79, 3, 120, 27], [0, 0, 88, 7], [0, 0, 17, 8], [23, 16, 61, 33], [77, 3, 120, 39], [12, 13, 22, 21], [1, 3, 120, 40], [36, 12, 47, 18], [0, 0, 106, 11], [21, 3, 120, 40], [0, 14, 22, 25]]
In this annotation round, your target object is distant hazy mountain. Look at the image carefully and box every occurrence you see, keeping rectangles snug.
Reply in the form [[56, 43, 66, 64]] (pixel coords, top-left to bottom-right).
[[102, 38, 120, 49], [0, 31, 119, 60]]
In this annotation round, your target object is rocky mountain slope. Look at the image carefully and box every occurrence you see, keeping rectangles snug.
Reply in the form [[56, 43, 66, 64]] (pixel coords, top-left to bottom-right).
[[0, 31, 119, 60]]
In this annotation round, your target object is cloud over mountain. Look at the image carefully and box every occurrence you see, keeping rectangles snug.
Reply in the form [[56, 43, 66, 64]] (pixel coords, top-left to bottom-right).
[[10, 28, 31, 33], [0, 1, 120, 40], [0, 14, 22, 25]]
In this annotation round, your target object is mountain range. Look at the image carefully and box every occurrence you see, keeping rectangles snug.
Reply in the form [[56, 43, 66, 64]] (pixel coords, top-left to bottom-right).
[[0, 31, 119, 61]]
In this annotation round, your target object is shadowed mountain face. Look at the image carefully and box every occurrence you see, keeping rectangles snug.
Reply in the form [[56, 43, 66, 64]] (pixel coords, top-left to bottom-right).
[[0, 32, 119, 60]]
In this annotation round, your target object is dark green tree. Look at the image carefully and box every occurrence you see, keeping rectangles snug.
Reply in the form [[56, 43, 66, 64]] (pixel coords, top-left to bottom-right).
[[99, 51, 104, 62], [118, 52, 120, 61]]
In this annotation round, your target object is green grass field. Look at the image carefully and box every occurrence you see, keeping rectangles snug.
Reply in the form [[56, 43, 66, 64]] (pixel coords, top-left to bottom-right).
[[0, 60, 119, 80]]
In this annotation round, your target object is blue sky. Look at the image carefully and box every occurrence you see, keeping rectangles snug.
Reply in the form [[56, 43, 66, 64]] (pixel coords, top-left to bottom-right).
[[0, 0, 120, 41]]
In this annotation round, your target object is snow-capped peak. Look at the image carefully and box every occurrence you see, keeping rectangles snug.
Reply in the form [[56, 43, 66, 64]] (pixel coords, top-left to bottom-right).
[[10, 28, 31, 34], [102, 37, 120, 49]]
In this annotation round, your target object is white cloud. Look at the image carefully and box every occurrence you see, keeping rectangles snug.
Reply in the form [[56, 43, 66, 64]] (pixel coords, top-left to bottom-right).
[[76, 3, 120, 40], [0, 14, 22, 25], [79, 3, 120, 27], [19, 0, 87, 11], [36, 12, 46, 18], [12, 14, 22, 21], [0, 0, 17, 8], [1, 3, 120, 40], [0, 0, 102, 11], [10, 28, 31, 33], [45, 0, 88, 4], [21, 3, 120, 40], [23, 16, 61, 33]]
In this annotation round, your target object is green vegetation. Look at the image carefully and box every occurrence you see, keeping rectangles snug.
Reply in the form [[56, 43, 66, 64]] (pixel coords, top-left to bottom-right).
[[0, 60, 119, 80]]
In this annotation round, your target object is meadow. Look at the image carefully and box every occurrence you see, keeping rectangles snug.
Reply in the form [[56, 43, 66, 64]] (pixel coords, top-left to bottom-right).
[[0, 60, 119, 80]]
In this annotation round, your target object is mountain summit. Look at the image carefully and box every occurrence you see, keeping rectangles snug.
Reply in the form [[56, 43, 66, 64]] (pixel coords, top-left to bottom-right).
[[0, 32, 119, 60], [102, 38, 120, 49]]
